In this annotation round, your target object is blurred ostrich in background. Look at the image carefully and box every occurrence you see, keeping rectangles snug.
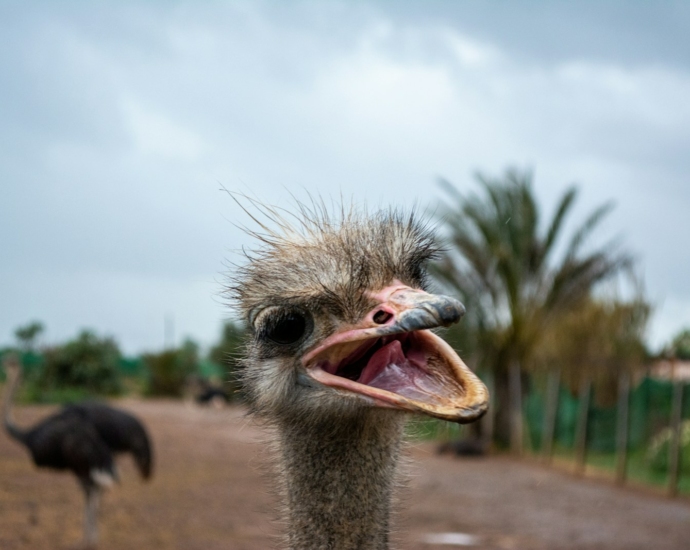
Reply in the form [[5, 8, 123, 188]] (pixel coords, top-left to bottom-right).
[[184, 374, 230, 408], [231, 203, 488, 549], [2, 354, 153, 549]]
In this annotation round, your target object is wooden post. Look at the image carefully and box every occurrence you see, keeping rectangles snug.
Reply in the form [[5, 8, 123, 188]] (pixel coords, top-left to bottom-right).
[[574, 377, 591, 475], [668, 378, 684, 497], [482, 370, 495, 449], [509, 361, 523, 456], [542, 369, 560, 464], [615, 370, 631, 485]]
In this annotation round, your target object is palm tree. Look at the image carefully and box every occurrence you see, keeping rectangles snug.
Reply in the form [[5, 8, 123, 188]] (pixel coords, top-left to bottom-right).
[[433, 169, 631, 448], [14, 321, 44, 352]]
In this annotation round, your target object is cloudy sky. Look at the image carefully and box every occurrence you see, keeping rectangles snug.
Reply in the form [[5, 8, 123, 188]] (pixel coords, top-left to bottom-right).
[[1, 1, 689, 354]]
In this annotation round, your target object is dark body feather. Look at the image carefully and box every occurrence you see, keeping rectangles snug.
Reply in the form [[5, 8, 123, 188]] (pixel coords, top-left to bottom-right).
[[64, 402, 153, 479], [9, 401, 152, 485], [21, 408, 114, 479]]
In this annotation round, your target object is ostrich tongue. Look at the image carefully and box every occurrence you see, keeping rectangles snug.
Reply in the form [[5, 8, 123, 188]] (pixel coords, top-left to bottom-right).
[[357, 339, 460, 403], [307, 330, 487, 422]]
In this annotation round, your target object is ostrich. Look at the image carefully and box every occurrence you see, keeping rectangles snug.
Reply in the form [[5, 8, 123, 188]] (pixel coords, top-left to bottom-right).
[[230, 205, 489, 550], [185, 374, 231, 408], [1, 354, 153, 549]]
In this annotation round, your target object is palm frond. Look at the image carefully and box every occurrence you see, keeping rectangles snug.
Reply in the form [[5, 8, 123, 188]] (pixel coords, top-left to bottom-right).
[[433, 169, 632, 373], [565, 201, 615, 260]]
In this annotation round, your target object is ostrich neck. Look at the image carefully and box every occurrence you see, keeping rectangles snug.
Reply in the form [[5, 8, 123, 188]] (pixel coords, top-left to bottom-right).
[[277, 409, 404, 550], [2, 366, 27, 444]]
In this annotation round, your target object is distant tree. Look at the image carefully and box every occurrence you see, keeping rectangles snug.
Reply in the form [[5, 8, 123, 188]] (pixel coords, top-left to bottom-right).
[[433, 169, 631, 446], [669, 329, 690, 360], [14, 321, 45, 352], [178, 339, 201, 385], [144, 338, 199, 397], [535, 297, 650, 405], [208, 321, 246, 398], [38, 330, 122, 395]]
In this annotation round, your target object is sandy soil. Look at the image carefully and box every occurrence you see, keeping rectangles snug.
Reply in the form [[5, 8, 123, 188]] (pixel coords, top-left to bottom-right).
[[1, 400, 688, 550]]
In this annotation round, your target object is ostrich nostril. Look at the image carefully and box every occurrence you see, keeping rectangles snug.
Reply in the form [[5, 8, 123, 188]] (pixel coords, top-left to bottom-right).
[[372, 310, 393, 325]]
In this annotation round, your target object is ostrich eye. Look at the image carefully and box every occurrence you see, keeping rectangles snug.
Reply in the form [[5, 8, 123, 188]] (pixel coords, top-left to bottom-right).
[[264, 311, 309, 345]]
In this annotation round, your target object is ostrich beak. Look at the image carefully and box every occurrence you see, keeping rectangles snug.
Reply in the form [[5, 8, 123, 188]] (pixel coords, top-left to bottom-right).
[[301, 284, 489, 423]]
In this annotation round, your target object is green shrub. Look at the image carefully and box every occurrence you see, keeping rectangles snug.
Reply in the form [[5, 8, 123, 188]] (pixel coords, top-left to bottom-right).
[[144, 339, 198, 397], [35, 331, 122, 397], [646, 420, 690, 473], [671, 329, 690, 360], [208, 322, 246, 399]]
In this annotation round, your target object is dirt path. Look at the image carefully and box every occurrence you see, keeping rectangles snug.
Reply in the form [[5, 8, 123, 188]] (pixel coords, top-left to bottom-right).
[[1, 400, 688, 549]]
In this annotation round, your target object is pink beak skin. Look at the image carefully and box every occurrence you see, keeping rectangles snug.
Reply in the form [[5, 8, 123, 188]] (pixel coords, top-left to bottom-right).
[[301, 283, 489, 423]]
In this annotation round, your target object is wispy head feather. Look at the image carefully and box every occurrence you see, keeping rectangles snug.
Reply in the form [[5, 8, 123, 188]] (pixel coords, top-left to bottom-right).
[[224, 195, 440, 324]]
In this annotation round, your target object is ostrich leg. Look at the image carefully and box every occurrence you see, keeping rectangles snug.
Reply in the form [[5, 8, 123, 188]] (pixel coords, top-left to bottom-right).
[[80, 481, 100, 549]]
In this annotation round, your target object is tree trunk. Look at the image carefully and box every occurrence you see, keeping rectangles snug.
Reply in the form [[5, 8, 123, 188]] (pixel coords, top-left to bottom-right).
[[509, 361, 523, 456], [492, 367, 511, 448]]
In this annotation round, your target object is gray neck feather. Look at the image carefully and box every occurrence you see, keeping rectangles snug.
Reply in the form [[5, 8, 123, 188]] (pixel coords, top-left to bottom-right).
[[277, 408, 404, 550]]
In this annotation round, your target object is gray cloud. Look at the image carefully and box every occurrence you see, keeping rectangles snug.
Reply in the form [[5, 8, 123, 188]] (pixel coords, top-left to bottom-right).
[[1, 1, 689, 352], [391, 0, 690, 71]]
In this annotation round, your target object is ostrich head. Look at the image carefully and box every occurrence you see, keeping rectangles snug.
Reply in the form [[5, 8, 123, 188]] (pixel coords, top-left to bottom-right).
[[230, 205, 488, 423]]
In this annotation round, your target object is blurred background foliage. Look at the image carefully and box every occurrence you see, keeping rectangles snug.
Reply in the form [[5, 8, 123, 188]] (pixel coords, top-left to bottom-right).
[[207, 321, 245, 398], [1, 320, 247, 402], [669, 329, 690, 360], [143, 340, 198, 398], [535, 297, 650, 406], [646, 420, 690, 474], [36, 330, 122, 400]]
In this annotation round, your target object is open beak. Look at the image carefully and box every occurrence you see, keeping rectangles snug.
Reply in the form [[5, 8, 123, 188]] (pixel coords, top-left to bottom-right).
[[301, 284, 489, 423]]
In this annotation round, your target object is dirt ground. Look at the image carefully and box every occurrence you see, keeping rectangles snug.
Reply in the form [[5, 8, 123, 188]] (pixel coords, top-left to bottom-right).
[[1, 400, 688, 550]]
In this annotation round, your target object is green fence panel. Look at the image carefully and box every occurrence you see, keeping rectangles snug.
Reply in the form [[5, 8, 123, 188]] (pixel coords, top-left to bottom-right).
[[588, 397, 617, 453], [520, 375, 686, 457], [118, 357, 144, 376], [555, 387, 579, 449], [0, 350, 44, 380], [524, 390, 545, 451], [198, 359, 224, 379]]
